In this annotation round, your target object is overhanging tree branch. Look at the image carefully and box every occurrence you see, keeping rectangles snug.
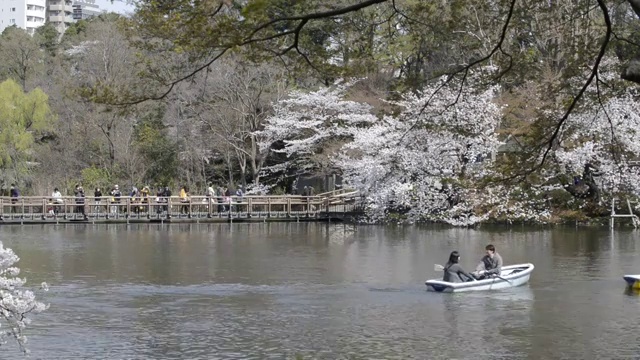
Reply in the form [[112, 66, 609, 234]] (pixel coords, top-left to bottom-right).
[[116, 0, 390, 105], [398, 0, 516, 139], [536, 0, 612, 170], [245, 0, 389, 39]]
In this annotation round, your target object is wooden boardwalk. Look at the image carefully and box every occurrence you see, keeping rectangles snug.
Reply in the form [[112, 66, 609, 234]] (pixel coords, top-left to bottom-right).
[[0, 190, 365, 225]]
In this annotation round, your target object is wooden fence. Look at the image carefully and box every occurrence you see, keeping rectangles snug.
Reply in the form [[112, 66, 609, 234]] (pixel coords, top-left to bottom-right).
[[0, 192, 364, 224]]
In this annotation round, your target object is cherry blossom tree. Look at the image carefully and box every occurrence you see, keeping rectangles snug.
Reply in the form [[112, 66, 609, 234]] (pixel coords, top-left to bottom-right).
[[0, 242, 48, 354], [258, 60, 640, 224], [258, 74, 511, 224], [257, 82, 378, 185], [488, 58, 640, 218], [334, 75, 504, 224], [554, 59, 640, 203]]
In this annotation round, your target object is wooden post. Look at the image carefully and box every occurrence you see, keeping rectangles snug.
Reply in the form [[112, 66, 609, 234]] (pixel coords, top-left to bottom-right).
[[325, 197, 330, 216], [610, 198, 615, 229], [267, 198, 271, 218], [287, 197, 291, 218], [126, 197, 131, 219], [247, 197, 252, 218], [627, 199, 638, 228]]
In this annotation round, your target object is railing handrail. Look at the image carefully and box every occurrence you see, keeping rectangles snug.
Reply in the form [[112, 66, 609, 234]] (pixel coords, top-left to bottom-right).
[[316, 188, 355, 197], [323, 190, 359, 198], [0, 195, 324, 200]]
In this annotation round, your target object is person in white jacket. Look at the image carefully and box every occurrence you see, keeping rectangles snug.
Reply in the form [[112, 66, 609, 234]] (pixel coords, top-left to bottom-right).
[[51, 188, 63, 215]]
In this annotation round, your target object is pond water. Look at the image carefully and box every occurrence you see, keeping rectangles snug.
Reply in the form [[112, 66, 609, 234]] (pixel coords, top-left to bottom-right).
[[1, 223, 639, 359]]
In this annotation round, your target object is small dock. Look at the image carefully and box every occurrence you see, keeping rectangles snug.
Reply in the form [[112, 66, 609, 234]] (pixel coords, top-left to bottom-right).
[[0, 190, 365, 225], [609, 198, 639, 228]]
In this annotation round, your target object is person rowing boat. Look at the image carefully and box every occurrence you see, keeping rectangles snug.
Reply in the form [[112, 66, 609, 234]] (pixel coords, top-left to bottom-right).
[[473, 244, 503, 280]]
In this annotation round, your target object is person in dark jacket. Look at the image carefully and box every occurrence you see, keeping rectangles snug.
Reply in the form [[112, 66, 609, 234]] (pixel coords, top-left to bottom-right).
[[10, 184, 19, 214], [162, 186, 172, 213], [94, 188, 102, 214], [75, 186, 86, 218], [474, 244, 503, 279], [443, 251, 473, 283]]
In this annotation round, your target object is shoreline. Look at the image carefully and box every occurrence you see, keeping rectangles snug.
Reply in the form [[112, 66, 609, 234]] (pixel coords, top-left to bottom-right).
[[0, 216, 634, 228]]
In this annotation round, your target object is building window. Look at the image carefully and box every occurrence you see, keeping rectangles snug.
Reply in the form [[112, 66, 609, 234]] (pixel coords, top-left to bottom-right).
[[9, 19, 15, 24], [11, 7, 16, 12]]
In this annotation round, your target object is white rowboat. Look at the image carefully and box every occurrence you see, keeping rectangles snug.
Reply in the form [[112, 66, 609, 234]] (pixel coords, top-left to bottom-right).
[[425, 263, 535, 293], [623, 274, 640, 289]]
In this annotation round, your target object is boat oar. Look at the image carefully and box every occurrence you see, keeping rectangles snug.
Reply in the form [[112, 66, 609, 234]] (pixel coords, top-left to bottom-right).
[[490, 273, 513, 285]]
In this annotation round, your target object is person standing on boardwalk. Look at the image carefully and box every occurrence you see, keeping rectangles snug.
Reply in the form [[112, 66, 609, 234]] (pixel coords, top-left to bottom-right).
[[10, 184, 19, 215], [110, 185, 121, 214], [94, 188, 102, 214], [75, 186, 86, 219], [52, 187, 63, 215], [179, 186, 190, 215]]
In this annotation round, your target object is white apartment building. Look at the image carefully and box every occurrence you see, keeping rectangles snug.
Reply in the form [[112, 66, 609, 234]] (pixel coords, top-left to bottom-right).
[[47, 0, 73, 34], [0, 0, 47, 35]]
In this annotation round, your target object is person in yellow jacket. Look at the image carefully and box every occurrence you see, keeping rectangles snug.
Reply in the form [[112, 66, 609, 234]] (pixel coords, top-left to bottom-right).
[[179, 186, 190, 215], [140, 186, 150, 213]]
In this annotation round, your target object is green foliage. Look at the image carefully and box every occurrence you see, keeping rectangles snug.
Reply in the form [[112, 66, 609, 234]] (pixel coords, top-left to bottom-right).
[[1, 25, 18, 37], [81, 166, 113, 190], [0, 79, 55, 168], [134, 106, 179, 186], [62, 19, 89, 43], [35, 23, 60, 56]]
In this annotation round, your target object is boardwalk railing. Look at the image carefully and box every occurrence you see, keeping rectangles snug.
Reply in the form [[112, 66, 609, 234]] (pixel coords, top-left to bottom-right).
[[0, 193, 363, 223]]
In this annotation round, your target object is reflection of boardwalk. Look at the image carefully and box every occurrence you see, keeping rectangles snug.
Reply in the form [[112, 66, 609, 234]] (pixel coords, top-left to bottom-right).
[[0, 190, 365, 224]]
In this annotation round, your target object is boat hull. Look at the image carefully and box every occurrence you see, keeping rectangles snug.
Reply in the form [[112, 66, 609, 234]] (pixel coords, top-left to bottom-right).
[[623, 275, 640, 289], [425, 263, 534, 293]]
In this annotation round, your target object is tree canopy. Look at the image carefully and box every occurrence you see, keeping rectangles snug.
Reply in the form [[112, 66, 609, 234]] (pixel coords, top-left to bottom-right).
[[0, 79, 55, 184]]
